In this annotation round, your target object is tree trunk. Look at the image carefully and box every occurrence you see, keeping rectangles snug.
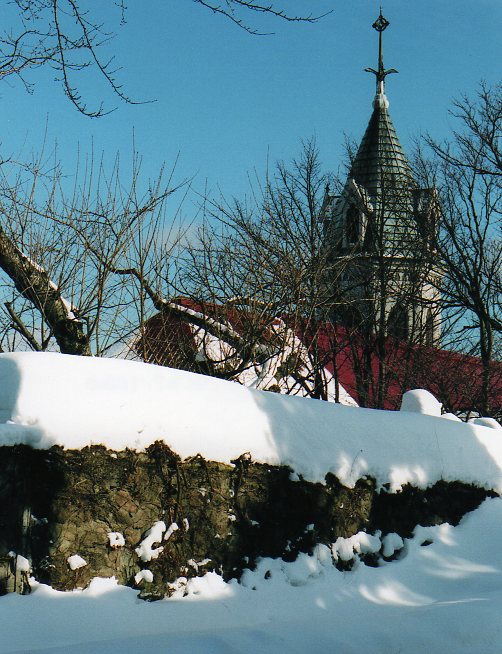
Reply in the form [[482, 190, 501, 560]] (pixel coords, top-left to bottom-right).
[[0, 225, 91, 356]]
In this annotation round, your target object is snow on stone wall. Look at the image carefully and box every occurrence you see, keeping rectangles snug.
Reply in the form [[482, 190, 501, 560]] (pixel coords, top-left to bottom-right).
[[0, 352, 501, 492]]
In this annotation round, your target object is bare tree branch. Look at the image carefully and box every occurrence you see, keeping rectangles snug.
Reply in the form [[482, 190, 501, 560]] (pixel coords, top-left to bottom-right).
[[0, 1, 327, 115]]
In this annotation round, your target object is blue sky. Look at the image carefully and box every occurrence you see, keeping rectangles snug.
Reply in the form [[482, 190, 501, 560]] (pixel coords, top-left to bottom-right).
[[0, 0, 500, 211]]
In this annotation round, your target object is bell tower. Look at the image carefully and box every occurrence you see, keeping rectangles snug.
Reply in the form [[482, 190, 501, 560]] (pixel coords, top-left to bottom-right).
[[323, 10, 440, 345]]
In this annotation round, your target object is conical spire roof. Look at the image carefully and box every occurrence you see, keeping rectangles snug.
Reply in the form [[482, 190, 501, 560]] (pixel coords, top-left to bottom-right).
[[349, 10, 413, 196], [350, 91, 413, 195]]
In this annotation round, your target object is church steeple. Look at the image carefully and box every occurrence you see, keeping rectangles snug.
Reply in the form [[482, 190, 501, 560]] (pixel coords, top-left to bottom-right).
[[350, 10, 411, 196], [323, 11, 441, 347]]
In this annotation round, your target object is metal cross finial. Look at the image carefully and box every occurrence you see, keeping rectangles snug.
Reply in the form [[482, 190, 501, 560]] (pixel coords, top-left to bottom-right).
[[372, 9, 389, 33], [364, 9, 398, 92]]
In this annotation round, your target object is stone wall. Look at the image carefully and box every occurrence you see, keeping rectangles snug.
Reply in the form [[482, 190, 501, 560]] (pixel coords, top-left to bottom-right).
[[0, 444, 493, 599]]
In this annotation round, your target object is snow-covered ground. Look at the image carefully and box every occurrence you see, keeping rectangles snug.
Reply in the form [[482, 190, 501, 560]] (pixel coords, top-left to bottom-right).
[[1, 498, 502, 654], [0, 352, 501, 653]]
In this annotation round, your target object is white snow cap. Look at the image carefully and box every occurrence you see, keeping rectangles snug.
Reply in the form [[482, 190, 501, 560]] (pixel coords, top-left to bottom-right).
[[135, 521, 166, 562], [381, 532, 404, 558], [470, 417, 501, 430], [373, 83, 390, 109], [107, 532, 125, 548], [164, 523, 179, 541], [9, 553, 31, 572], [331, 532, 382, 562], [134, 569, 154, 585], [67, 555, 87, 571], [400, 389, 442, 416]]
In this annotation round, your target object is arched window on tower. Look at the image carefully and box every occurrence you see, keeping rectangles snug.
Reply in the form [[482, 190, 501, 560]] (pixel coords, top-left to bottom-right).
[[343, 304, 363, 329], [425, 309, 434, 346], [345, 204, 360, 245], [388, 304, 409, 341]]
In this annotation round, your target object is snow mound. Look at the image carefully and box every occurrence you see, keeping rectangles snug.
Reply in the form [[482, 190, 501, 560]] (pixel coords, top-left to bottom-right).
[[441, 412, 462, 421], [331, 531, 382, 562], [1, 352, 502, 492], [470, 417, 501, 430], [400, 389, 442, 416]]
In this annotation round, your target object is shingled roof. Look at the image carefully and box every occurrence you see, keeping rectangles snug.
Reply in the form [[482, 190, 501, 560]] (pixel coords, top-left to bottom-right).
[[134, 300, 501, 417], [350, 92, 413, 196], [331, 10, 422, 252]]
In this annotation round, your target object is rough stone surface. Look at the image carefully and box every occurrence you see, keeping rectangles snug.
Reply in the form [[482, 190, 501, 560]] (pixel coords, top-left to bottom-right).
[[0, 444, 495, 599]]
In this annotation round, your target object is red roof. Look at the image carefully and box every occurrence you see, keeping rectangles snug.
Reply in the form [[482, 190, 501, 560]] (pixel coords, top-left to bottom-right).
[[137, 299, 502, 416], [304, 322, 502, 413]]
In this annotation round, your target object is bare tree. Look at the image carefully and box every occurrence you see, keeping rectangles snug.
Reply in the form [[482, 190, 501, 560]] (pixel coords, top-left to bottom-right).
[[0, 0, 328, 356], [128, 86, 501, 417], [1, 1, 325, 117], [154, 140, 359, 402], [1, 0, 133, 117], [142, 140, 435, 409], [415, 83, 502, 415], [192, 1, 327, 34], [0, 149, 183, 355]]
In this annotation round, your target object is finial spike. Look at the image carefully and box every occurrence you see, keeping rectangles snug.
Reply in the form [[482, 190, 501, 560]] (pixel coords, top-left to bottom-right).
[[364, 9, 398, 95]]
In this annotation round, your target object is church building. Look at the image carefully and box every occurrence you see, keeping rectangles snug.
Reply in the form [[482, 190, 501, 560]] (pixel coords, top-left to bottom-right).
[[322, 11, 441, 346], [133, 12, 502, 416]]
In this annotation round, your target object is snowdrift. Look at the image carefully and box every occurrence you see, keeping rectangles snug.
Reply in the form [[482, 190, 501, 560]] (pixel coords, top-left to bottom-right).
[[0, 351, 501, 492]]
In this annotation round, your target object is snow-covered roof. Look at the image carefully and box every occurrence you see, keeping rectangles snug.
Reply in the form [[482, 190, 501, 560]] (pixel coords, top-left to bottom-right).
[[134, 300, 502, 414]]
